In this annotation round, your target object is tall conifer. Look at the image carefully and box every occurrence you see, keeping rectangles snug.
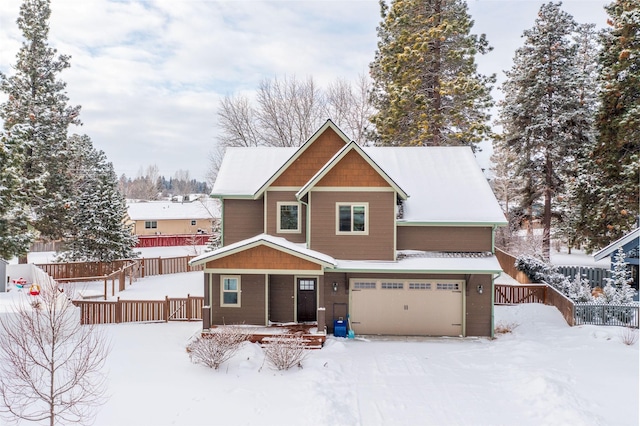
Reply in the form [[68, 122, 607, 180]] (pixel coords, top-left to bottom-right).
[[369, 0, 494, 148]]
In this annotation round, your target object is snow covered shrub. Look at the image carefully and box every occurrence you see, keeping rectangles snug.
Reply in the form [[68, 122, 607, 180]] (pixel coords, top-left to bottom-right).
[[262, 335, 308, 371], [620, 327, 638, 346], [515, 255, 570, 293], [187, 326, 249, 370], [494, 321, 519, 334], [567, 273, 595, 303]]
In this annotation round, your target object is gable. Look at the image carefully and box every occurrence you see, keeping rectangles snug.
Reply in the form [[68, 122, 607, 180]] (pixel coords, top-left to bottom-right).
[[271, 127, 347, 187], [205, 245, 323, 271], [317, 149, 390, 187]]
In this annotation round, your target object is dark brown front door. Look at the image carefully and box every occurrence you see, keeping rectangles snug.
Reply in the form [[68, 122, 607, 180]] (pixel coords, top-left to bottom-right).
[[296, 278, 317, 322]]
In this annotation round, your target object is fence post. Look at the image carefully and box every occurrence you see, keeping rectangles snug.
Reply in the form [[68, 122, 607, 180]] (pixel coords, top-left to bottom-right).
[[164, 295, 169, 322], [158, 257, 163, 276], [116, 297, 122, 324], [103, 276, 107, 300], [142, 258, 145, 278], [187, 294, 192, 320]]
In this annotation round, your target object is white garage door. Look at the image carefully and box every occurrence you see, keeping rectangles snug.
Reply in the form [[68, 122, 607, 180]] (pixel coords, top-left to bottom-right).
[[349, 279, 464, 336]]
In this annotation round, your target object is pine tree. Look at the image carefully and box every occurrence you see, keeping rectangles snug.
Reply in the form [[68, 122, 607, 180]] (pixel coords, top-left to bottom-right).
[[604, 246, 636, 303], [583, 0, 639, 251], [57, 135, 138, 262], [0, 0, 81, 241], [0, 128, 42, 259], [369, 0, 495, 148], [496, 2, 596, 260]]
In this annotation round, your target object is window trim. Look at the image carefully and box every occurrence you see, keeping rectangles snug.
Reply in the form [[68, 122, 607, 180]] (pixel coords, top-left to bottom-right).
[[277, 201, 301, 233], [190, 220, 197, 226], [220, 275, 241, 307], [144, 221, 157, 229], [336, 202, 369, 235]]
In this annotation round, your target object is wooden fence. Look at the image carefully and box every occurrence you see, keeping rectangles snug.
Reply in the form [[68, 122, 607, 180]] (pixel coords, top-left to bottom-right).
[[574, 303, 639, 328], [495, 247, 532, 284], [556, 266, 612, 288], [495, 284, 575, 326], [136, 234, 210, 248], [73, 295, 204, 325], [139, 256, 203, 277]]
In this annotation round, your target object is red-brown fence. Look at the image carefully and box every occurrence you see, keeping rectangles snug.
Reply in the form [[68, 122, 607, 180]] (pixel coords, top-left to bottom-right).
[[139, 256, 203, 277], [495, 247, 532, 284], [73, 295, 204, 325], [135, 234, 210, 248], [495, 284, 575, 326]]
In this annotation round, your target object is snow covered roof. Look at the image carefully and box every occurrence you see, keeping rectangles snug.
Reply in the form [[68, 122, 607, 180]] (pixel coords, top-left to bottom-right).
[[333, 251, 502, 274], [127, 199, 220, 221], [593, 228, 640, 261], [188, 234, 337, 267], [212, 143, 505, 225]]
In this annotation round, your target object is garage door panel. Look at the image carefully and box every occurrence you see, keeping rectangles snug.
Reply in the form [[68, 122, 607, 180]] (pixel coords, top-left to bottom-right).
[[350, 279, 463, 336]]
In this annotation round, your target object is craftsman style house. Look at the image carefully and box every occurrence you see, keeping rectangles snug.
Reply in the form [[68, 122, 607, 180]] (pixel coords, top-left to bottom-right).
[[190, 120, 507, 337]]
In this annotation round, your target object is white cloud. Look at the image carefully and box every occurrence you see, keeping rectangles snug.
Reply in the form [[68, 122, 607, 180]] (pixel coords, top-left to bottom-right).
[[0, 0, 609, 181]]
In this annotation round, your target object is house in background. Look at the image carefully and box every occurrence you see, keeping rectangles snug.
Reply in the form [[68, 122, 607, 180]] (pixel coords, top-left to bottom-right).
[[594, 227, 639, 292], [190, 120, 507, 337], [126, 198, 220, 237]]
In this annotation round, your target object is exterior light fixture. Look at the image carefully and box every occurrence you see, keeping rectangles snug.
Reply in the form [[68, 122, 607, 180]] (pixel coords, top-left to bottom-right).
[[332, 282, 338, 292], [477, 285, 483, 294]]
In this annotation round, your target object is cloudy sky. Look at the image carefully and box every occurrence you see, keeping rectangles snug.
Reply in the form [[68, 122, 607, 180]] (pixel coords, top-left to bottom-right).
[[0, 0, 610, 182]]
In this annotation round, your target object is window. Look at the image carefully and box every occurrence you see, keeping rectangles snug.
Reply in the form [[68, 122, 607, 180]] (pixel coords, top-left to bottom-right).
[[144, 221, 157, 229], [221, 276, 241, 307], [354, 281, 376, 289], [437, 282, 460, 291], [409, 282, 432, 290], [277, 202, 300, 233], [299, 279, 315, 290], [381, 282, 403, 289], [336, 203, 368, 234], [191, 220, 197, 226]]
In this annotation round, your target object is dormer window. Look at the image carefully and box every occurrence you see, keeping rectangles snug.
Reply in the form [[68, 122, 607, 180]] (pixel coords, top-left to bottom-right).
[[336, 203, 368, 235], [277, 202, 300, 233]]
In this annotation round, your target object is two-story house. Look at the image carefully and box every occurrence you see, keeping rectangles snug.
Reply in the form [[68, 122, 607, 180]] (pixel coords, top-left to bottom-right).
[[189, 120, 507, 337]]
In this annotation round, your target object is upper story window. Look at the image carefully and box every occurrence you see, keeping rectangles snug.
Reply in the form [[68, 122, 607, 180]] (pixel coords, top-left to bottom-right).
[[277, 202, 300, 233], [336, 203, 368, 235], [144, 221, 157, 229], [191, 220, 197, 226]]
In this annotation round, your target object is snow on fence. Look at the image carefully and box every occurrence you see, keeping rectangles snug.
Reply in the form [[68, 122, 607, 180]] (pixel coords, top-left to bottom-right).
[[556, 266, 612, 288], [494, 248, 532, 284], [73, 295, 204, 325]]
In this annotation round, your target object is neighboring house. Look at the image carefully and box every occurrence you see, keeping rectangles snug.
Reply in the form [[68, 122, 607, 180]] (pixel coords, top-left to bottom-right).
[[594, 227, 639, 291], [190, 120, 507, 337], [127, 199, 220, 236]]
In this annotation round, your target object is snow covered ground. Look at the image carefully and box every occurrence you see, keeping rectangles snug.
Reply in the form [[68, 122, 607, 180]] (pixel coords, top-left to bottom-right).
[[0, 260, 637, 425], [87, 303, 637, 426]]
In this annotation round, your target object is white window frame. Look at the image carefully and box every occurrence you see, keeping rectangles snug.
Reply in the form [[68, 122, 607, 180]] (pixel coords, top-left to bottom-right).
[[220, 275, 241, 307], [277, 202, 301, 233], [336, 202, 369, 235], [144, 221, 157, 229]]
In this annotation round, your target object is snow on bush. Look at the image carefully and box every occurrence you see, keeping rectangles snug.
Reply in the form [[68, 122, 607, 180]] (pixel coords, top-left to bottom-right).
[[494, 321, 519, 334], [262, 335, 308, 371], [186, 326, 249, 370], [620, 327, 638, 346]]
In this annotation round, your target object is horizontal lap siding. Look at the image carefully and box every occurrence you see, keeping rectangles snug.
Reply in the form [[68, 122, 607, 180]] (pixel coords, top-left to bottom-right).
[[397, 226, 492, 252], [211, 274, 266, 326], [223, 199, 264, 245], [266, 191, 306, 243], [310, 191, 395, 260], [324, 272, 350, 333], [269, 275, 294, 323], [465, 274, 493, 337]]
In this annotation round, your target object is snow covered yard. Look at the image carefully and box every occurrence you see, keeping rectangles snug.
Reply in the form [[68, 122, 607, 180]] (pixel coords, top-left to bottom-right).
[[86, 304, 638, 426]]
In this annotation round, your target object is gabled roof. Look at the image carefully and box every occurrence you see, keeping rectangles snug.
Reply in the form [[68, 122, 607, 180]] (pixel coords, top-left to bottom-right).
[[594, 228, 640, 261], [127, 199, 220, 220], [296, 141, 408, 200], [188, 234, 337, 267]]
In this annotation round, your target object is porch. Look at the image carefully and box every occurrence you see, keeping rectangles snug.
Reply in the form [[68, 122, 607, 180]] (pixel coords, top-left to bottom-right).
[[205, 322, 326, 349]]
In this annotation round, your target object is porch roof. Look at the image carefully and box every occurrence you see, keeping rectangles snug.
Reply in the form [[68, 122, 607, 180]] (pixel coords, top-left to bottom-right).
[[332, 251, 503, 274], [188, 234, 337, 268], [593, 228, 640, 262]]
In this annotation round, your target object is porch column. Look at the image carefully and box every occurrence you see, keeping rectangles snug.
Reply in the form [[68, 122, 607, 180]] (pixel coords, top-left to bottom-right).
[[317, 275, 326, 333], [202, 273, 211, 330]]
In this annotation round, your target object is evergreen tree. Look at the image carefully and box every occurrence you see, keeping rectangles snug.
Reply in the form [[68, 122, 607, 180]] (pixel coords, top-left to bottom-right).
[[0, 128, 42, 259], [497, 2, 596, 260], [369, 0, 495, 148], [605, 246, 635, 303], [57, 135, 138, 262], [583, 0, 639, 251], [0, 0, 81, 241]]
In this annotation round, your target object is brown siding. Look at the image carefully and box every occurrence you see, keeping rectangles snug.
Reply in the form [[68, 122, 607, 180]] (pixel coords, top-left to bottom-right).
[[317, 149, 389, 187], [397, 226, 493, 252], [310, 191, 395, 260], [222, 198, 264, 245], [205, 245, 323, 271], [210, 274, 266, 325], [269, 275, 295, 323], [323, 272, 350, 333], [272, 128, 346, 187], [465, 274, 493, 337], [265, 191, 307, 243]]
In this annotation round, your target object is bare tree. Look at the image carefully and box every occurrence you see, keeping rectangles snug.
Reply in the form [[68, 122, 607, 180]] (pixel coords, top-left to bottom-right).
[[217, 94, 261, 148], [0, 282, 109, 425], [325, 73, 375, 144], [126, 164, 161, 200]]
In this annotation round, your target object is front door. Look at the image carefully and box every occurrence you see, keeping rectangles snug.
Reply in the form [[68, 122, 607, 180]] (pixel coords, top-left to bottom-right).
[[296, 278, 317, 322]]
